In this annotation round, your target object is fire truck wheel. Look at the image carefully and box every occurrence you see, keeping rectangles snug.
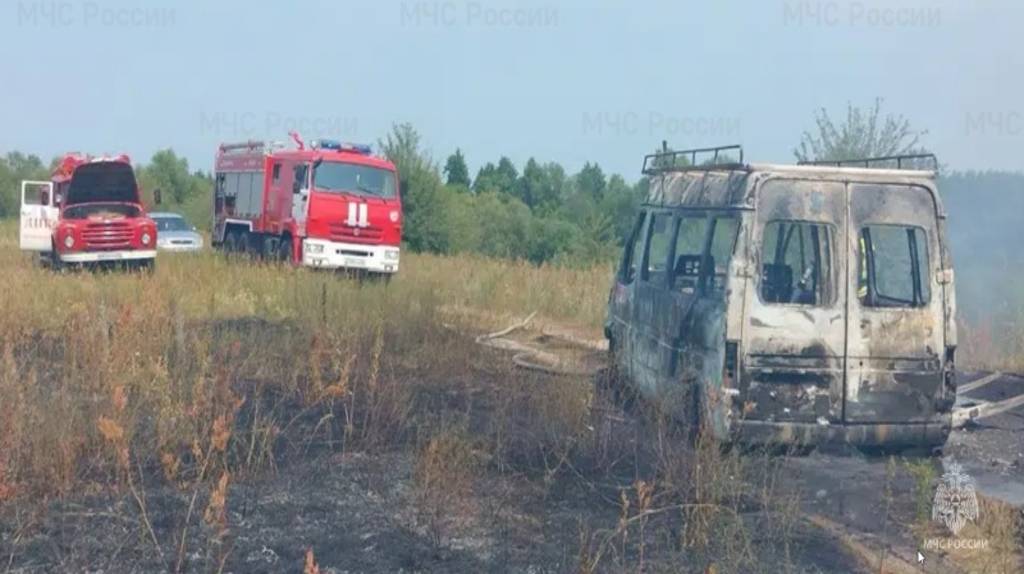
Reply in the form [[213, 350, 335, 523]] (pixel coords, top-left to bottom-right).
[[236, 231, 251, 255], [224, 230, 240, 253], [278, 236, 292, 263]]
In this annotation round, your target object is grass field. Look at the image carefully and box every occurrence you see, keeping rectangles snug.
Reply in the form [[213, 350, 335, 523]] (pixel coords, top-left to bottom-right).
[[0, 220, 1020, 572]]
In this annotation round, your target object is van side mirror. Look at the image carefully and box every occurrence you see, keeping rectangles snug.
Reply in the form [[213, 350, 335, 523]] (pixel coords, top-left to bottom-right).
[[153, 188, 163, 205], [39, 189, 50, 205]]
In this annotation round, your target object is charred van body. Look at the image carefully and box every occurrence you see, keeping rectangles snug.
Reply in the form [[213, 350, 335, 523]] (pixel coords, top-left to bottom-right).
[[605, 146, 957, 450]]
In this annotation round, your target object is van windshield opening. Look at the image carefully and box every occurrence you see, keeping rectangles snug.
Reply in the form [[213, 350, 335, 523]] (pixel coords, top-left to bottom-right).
[[313, 162, 397, 198]]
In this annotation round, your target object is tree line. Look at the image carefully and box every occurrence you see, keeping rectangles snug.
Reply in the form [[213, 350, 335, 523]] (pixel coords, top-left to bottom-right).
[[4, 100, 1017, 269]]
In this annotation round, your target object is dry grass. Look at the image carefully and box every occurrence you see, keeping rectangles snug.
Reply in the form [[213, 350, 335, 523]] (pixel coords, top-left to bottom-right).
[[0, 218, 614, 570], [4, 217, 1019, 572], [0, 217, 610, 501]]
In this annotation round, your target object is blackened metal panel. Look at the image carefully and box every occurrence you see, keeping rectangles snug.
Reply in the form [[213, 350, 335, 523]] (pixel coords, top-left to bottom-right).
[[650, 170, 754, 209], [844, 183, 946, 423], [741, 178, 848, 425]]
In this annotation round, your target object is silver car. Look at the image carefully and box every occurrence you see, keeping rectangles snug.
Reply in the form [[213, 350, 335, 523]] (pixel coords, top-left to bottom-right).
[[151, 212, 204, 252]]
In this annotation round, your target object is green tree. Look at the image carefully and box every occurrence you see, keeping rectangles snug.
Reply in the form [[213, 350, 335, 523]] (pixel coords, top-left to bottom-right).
[[600, 174, 643, 244], [473, 156, 518, 195], [795, 98, 928, 163], [576, 161, 607, 202], [0, 152, 48, 217], [380, 123, 452, 253], [138, 149, 197, 204], [515, 158, 564, 213], [443, 148, 471, 188]]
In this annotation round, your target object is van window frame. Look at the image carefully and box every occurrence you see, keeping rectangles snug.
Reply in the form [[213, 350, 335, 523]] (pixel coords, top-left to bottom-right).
[[639, 209, 676, 286], [858, 223, 932, 309], [756, 218, 838, 308], [618, 210, 648, 285], [702, 214, 742, 297], [665, 209, 742, 298]]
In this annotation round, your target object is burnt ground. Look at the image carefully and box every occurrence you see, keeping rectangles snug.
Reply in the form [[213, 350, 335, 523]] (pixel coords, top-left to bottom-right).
[[2, 334, 1022, 573], [785, 371, 1024, 572], [1, 441, 863, 573], [0, 403, 865, 574], [946, 372, 1024, 506]]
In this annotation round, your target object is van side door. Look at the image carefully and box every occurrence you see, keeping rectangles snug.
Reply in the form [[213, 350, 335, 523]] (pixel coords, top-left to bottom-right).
[[665, 212, 741, 429], [607, 210, 648, 383], [844, 183, 946, 423], [629, 210, 675, 399]]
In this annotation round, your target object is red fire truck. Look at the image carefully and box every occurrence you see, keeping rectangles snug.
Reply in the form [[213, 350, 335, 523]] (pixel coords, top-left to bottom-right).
[[213, 133, 402, 274], [19, 153, 158, 270]]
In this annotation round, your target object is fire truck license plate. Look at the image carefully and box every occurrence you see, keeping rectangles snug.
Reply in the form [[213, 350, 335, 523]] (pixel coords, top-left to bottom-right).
[[343, 257, 364, 268], [97, 252, 123, 261]]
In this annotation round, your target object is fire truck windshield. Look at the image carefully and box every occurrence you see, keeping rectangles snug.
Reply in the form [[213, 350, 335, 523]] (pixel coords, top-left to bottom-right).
[[313, 161, 397, 198]]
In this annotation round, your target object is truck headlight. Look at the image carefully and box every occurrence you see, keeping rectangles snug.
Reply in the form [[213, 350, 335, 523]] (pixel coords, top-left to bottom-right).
[[63, 234, 74, 249], [385, 249, 400, 261], [141, 232, 152, 246], [307, 243, 324, 254]]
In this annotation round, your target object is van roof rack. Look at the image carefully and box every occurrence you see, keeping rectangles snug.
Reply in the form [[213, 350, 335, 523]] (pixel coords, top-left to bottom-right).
[[642, 143, 745, 175], [798, 153, 938, 171]]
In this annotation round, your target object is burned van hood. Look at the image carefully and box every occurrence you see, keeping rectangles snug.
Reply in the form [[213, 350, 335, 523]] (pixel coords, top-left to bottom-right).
[[66, 161, 140, 206]]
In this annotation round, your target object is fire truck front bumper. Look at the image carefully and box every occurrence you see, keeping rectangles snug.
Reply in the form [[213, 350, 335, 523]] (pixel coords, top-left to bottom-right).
[[59, 250, 157, 263], [302, 239, 399, 274]]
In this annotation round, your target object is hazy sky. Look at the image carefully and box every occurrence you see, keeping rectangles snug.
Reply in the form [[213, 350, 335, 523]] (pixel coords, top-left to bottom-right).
[[2, 0, 1021, 179]]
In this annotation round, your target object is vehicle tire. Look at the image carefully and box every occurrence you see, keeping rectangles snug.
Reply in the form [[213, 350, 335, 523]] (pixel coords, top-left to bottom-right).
[[237, 231, 251, 256], [278, 236, 293, 264], [49, 251, 64, 273], [599, 338, 636, 411], [224, 230, 240, 254], [261, 237, 278, 260], [136, 259, 155, 274]]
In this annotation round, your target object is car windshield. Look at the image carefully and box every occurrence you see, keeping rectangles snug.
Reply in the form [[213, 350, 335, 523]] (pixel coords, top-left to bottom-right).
[[313, 161, 397, 198], [154, 216, 191, 232]]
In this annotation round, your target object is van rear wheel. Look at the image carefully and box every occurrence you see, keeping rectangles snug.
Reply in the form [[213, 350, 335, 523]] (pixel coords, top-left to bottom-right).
[[597, 340, 636, 411]]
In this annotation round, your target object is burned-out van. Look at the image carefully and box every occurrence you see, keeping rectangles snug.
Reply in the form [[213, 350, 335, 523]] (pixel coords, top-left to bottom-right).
[[605, 145, 957, 450]]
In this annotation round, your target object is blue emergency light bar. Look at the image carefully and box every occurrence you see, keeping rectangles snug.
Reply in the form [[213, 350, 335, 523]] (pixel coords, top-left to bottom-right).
[[311, 139, 372, 155]]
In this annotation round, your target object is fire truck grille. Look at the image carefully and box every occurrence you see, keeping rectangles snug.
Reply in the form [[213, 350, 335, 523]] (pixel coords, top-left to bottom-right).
[[328, 222, 383, 244], [83, 222, 133, 250]]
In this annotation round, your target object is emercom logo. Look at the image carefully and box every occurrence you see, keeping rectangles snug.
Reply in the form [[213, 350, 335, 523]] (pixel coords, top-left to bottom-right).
[[932, 462, 979, 536]]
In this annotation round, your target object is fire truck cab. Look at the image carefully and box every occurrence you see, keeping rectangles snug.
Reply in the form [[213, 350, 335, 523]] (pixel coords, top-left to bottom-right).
[[213, 134, 402, 274], [19, 154, 158, 270]]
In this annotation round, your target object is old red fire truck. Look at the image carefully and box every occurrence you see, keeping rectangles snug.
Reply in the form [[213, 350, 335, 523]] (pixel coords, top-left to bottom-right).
[[19, 153, 158, 270], [213, 133, 402, 274]]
